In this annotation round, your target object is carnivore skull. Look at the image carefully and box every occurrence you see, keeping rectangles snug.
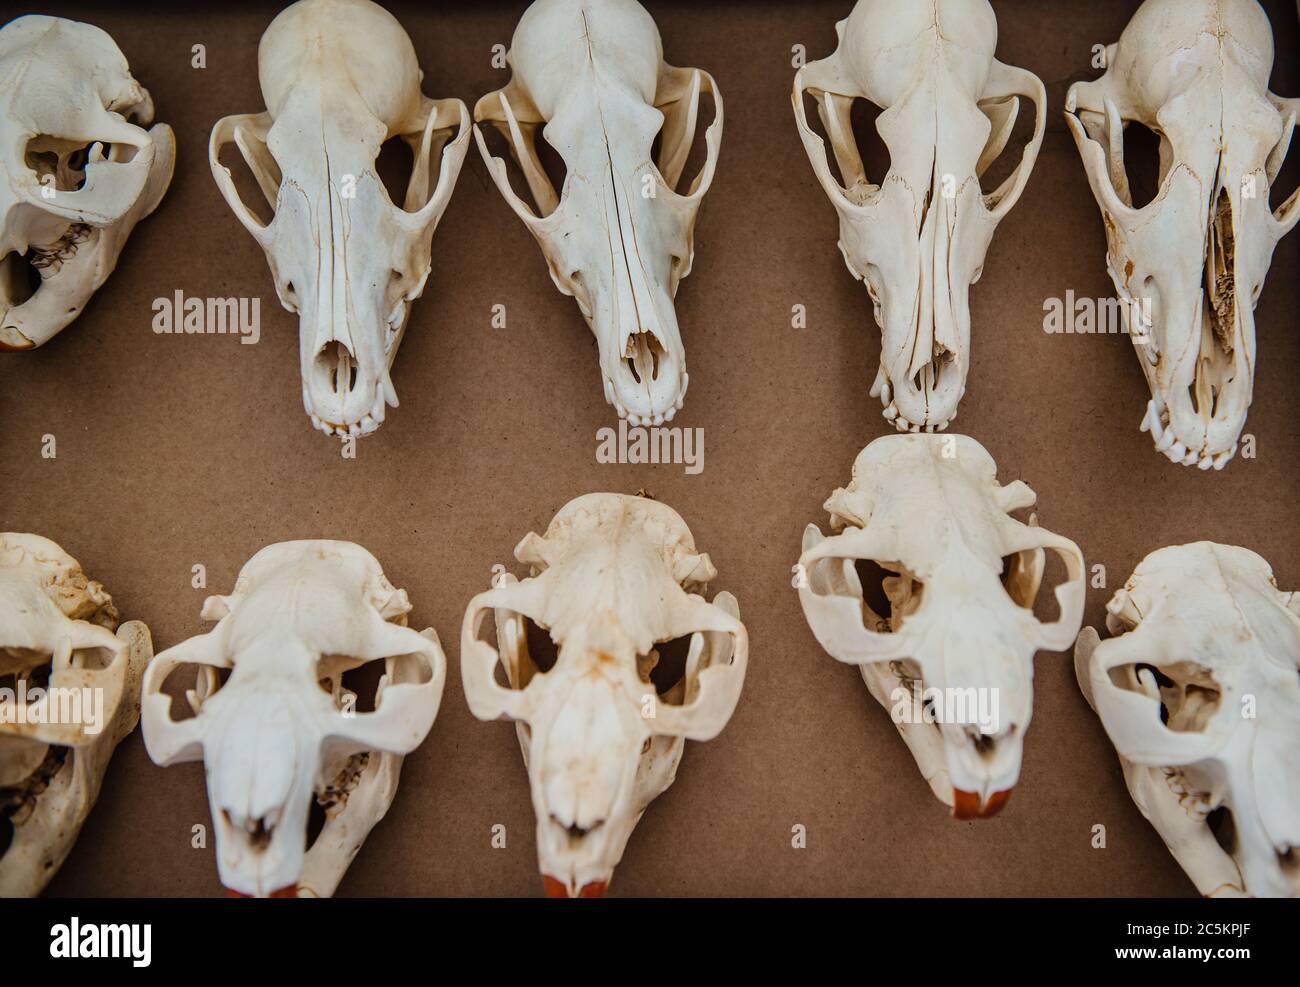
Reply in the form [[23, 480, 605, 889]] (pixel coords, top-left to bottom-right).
[[461, 493, 747, 896], [0, 534, 152, 897], [140, 541, 446, 898], [1065, 0, 1300, 469], [474, 0, 723, 426], [793, 0, 1045, 432], [209, 0, 470, 439], [0, 15, 174, 351], [796, 435, 1084, 816], [1075, 543, 1300, 897]]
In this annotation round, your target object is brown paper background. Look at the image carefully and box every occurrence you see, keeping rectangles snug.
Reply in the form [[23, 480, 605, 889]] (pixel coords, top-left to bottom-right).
[[1, 0, 1296, 897]]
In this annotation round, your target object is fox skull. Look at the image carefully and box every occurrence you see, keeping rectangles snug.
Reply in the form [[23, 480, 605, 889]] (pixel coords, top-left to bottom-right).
[[1075, 543, 1300, 897], [209, 0, 470, 439], [793, 0, 1046, 432], [0, 15, 173, 351], [461, 493, 747, 896], [796, 435, 1084, 816], [140, 541, 446, 898], [473, 0, 722, 426], [0, 534, 152, 896], [1065, 0, 1300, 469]]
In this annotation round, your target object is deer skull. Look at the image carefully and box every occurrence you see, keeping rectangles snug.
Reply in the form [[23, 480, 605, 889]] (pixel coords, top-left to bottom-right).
[[473, 0, 722, 426], [792, 0, 1045, 432], [461, 493, 747, 896], [1075, 543, 1300, 897], [796, 434, 1084, 816], [209, 0, 470, 439], [140, 541, 446, 898], [0, 533, 152, 897], [1065, 0, 1300, 469], [0, 15, 174, 351]]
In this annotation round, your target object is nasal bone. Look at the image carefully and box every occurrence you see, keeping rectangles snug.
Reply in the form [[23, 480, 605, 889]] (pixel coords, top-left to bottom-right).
[[905, 164, 962, 384], [603, 170, 667, 359]]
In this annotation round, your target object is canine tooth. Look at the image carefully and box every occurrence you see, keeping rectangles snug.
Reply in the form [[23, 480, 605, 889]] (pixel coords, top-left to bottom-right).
[[1167, 441, 1187, 462], [882, 402, 899, 421]]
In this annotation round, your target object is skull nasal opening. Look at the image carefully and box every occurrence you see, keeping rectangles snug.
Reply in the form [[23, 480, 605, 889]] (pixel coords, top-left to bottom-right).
[[314, 340, 360, 396]]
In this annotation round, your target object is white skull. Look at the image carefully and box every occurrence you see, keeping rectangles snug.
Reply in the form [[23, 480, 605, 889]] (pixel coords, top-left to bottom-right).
[[473, 0, 723, 426], [1075, 543, 1300, 898], [209, 0, 471, 439], [140, 541, 446, 898], [0, 533, 152, 897], [461, 493, 747, 896], [0, 15, 174, 351], [792, 0, 1045, 432], [1064, 0, 1300, 469], [796, 434, 1084, 816]]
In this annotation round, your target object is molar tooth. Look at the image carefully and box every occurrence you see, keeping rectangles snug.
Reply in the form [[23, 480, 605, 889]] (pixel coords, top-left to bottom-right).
[[1197, 453, 1214, 470]]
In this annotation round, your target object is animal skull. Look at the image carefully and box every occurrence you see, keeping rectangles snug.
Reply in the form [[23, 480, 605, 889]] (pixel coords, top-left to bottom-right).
[[792, 0, 1045, 432], [0, 15, 174, 351], [461, 493, 747, 896], [140, 541, 446, 898], [1075, 543, 1300, 897], [796, 434, 1084, 816], [474, 0, 723, 426], [209, 0, 470, 439], [1064, 0, 1300, 469], [0, 533, 152, 897]]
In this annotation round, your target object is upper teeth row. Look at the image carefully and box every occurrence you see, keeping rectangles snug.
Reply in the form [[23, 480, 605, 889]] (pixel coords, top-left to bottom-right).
[[1140, 399, 1235, 471]]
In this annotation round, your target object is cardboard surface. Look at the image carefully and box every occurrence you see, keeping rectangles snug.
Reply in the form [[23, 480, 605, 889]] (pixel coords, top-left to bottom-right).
[[1, 0, 1296, 897]]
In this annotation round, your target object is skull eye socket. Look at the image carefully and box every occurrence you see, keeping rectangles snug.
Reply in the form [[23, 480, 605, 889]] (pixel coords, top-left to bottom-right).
[[1112, 660, 1222, 733], [476, 116, 567, 218], [637, 635, 692, 706], [798, 89, 888, 200], [850, 558, 922, 634], [317, 655, 391, 714], [153, 661, 232, 721], [1118, 120, 1165, 209]]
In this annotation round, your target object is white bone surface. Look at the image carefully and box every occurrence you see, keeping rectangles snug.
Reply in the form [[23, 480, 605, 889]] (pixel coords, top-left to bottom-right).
[[140, 540, 446, 898], [792, 0, 1045, 433], [461, 493, 747, 896], [1065, 0, 1299, 470], [0, 534, 152, 897], [796, 434, 1084, 817], [1075, 543, 1300, 897], [209, 0, 470, 439], [474, 0, 723, 426], [0, 15, 173, 351]]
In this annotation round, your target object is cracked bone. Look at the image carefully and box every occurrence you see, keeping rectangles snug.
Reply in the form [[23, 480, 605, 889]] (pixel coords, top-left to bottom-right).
[[461, 493, 747, 896], [795, 434, 1084, 816], [209, 0, 470, 439], [0, 534, 152, 897], [473, 0, 723, 426], [1075, 543, 1300, 897], [0, 15, 173, 351], [140, 541, 446, 898], [792, 0, 1046, 432], [1065, 0, 1299, 469]]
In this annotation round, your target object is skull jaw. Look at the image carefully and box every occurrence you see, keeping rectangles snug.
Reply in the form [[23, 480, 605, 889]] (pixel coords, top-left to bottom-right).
[[0, 123, 174, 351]]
